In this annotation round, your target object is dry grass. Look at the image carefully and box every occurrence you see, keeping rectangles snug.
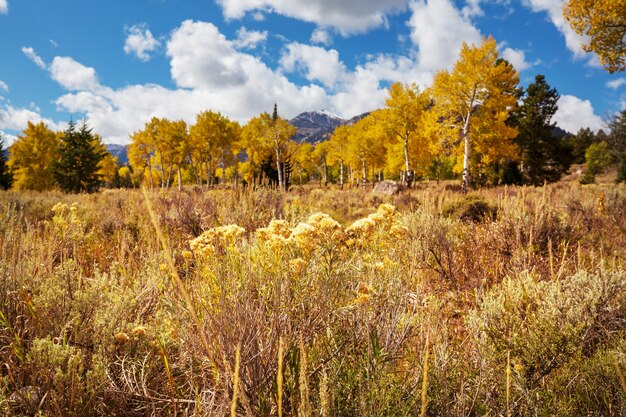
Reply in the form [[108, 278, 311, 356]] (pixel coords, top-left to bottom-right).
[[0, 181, 624, 416]]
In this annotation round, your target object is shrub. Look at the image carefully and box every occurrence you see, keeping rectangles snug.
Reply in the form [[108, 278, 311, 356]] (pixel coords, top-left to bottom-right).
[[468, 269, 626, 415]]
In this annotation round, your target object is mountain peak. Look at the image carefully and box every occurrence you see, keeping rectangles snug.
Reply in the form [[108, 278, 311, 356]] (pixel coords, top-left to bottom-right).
[[288, 110, 370, 143]]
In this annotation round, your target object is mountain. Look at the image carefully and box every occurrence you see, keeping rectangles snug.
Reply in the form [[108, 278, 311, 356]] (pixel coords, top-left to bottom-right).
[[288, 110, 370, 143], [106, 144, 128, 165], [103, 110, 371, 163]]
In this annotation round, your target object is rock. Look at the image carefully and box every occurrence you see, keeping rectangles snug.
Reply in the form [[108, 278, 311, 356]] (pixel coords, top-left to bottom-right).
[[373, 180, 404, 196], [9, 386, 44, 414]]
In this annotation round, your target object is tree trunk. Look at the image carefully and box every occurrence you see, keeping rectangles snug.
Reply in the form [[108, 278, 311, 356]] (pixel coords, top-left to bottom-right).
[[403, 133, 414, 188], [275, 146, 284, 191], [462, 112, 472, 194], [206, 158, 213, 188], [340, 161, 344, 190], [177, 166, 182, 191], [323, 160, 328, 186], [148, 164, 154, 190], [361, 159, 367, 189]]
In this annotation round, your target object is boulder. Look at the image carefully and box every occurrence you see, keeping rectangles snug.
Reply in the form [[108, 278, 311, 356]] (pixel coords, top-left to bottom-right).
[[373, 180, 404, 196]]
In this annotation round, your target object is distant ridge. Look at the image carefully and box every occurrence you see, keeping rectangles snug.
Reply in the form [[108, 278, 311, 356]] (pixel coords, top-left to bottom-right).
[[288, 110, 370, 143], [106, 144, 128, 164]]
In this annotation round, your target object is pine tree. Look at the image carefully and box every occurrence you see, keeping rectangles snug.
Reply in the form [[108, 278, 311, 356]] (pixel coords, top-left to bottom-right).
[[513, 75, 571, 185], [53, 121, 107, 193], [0, 133, 13, 190]]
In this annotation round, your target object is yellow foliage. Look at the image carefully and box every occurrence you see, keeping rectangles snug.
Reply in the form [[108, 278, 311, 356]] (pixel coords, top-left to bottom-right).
[[8, 121, 60, 191], [564, 0, 626, 73], [431, 36, 519, 190]]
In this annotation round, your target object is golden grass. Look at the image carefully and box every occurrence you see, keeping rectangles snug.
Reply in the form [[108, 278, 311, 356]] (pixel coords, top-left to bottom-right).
[[0, 181, 624, 416]]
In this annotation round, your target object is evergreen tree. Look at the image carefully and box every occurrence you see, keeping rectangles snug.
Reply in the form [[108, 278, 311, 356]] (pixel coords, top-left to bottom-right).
[[608, 108, 626, 159], [53, 121, 107, 193], [0, 133, 13, 190], [514, 75, 571, 185], [569, 128, 597, 164]]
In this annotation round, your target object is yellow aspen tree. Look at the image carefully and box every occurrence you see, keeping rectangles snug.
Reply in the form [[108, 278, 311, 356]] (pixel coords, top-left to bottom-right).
[[8, 121, 60, 191], [190, 111, 237, 187], [563, 0, 626, 73], [162, 119, 189, 191], [346, 113, 387, 187], [327, 124, 350, 189], [128, 128, 156, 189], [378, 82, 432, 187], [431, 36, 519, 193], [241, 107, 296, 190]]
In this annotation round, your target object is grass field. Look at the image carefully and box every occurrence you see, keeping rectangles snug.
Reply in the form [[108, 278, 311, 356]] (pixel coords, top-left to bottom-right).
[[1, 179, 625, 416]]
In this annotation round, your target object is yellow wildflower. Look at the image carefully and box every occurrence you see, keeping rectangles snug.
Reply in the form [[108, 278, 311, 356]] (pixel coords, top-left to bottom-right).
[[114, 332, 129, 344], [346, 217, 376, 237], [131, 325, 147, 337], [289, 258, 308, 275]]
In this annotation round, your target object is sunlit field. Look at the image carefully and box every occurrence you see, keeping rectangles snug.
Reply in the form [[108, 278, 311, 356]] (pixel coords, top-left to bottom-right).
[[1, 179, 624, 416]]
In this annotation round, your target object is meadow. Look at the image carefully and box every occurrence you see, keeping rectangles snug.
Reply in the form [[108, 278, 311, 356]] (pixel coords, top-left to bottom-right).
[[0, 179, 625, 416]]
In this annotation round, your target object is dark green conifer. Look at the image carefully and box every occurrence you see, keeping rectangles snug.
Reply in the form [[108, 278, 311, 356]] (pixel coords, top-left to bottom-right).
[[53, 121, 107, 193], [513, 75, 571, 184], [0, 133, 13, 190]]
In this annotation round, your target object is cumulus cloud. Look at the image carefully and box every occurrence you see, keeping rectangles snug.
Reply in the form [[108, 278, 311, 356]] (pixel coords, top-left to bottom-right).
[[46, 21, 334, 143], [280, 43, 347, 88], [0, 0, 7, 14], [233, 27, 268, 49], [50, 57, 100, 91], [462, 0, 483, 18], [216, 0, 407, 35], [501, 47, 532, 72], [408, 0, 482, 72], [22, 47, 47, 69], [0, 103, 65, 137], [0, 80, 8, 92], [124, 24, 160, 61], [554, 95, 605, 133], [311, 28, 332, 45], [607, 78, 626, 90]]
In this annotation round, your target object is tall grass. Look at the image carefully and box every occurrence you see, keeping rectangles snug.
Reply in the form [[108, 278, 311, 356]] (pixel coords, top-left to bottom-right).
[[0, 181, 624, 416]]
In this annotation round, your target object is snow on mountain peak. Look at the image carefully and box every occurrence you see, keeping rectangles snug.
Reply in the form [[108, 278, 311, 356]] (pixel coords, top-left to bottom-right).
[[316, 109, 342, 120]]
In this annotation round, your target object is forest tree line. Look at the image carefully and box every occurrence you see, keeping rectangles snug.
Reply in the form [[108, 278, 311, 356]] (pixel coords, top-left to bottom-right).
[[1, 37, 625, 193]]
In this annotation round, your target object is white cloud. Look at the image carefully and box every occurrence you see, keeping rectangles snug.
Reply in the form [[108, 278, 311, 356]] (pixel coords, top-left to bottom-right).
[[124, 24, 160, 61], [501, 47, 531, 72], [462, 0, 483, 18], [280, 43, 347, 88], [0, 80, 8, 92], [0, 132, 17, 145], [0, 0, 7, 14], [554, 94, 605, 133], [22, 47, 47, 70], [0, 103, 65, 137], [408, 0, 482, 72], [311, 28, 332, 45], [50, 57, 100, 91], [522, 0, 591, 62], [233, 27, 268, 49], [216, 0, 407, 35], [607, 78, 626, 90]]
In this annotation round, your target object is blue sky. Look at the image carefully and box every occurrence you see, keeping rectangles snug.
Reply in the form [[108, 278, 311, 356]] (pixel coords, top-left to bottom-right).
[[0, 0, 625, 144]]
